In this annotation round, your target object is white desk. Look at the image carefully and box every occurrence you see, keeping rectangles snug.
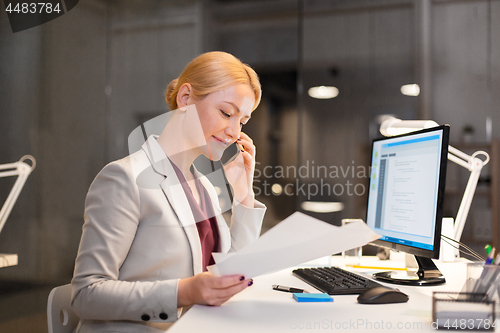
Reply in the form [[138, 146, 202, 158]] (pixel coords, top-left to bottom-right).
[[0, 253, 17, 268], [169, 256, 474, 333]]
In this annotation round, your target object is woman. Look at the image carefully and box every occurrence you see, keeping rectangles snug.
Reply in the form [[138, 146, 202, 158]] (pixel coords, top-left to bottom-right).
[[71, 51, 266, 332]]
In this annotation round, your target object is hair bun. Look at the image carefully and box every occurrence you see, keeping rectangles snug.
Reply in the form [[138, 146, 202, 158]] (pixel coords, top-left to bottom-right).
[[164, 51, 262, 111], [165, 78, 179, 110]]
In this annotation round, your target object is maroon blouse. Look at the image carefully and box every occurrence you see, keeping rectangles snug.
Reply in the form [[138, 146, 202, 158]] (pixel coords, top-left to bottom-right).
[[170, 161, 220, 271]]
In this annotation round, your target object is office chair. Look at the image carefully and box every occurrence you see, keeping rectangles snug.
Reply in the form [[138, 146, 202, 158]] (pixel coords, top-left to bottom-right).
[[47, 284, 79, 333]]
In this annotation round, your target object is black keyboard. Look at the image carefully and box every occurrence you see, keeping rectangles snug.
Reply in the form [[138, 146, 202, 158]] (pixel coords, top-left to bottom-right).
[[292, 266, 384, 295]]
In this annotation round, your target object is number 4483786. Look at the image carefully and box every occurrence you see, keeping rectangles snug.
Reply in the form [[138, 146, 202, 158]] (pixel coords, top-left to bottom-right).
[[6, 3, 61, 14]]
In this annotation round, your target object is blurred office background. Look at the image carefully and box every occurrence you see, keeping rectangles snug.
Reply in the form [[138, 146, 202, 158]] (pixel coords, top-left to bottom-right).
[[1, 0, 499, 331]]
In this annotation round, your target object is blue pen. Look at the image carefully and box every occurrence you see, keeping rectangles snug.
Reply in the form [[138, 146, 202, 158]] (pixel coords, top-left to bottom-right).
[[485, 247, 496, 265]]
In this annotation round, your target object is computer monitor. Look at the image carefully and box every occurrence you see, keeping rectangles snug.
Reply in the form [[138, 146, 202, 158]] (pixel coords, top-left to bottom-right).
[[366, 125, 450, 285]]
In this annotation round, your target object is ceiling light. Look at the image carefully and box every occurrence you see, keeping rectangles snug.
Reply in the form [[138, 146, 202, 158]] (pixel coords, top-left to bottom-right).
[[308, 86, 339, 99], [379, 116, 438, 136], [271, 183, 283, 195], [300, 201, 344, 213], [400, 84, 420, 96]]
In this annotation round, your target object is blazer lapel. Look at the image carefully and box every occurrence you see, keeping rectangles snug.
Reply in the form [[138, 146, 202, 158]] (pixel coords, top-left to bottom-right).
[[160, 178, 203, 275], [141, 136, 203, 275]]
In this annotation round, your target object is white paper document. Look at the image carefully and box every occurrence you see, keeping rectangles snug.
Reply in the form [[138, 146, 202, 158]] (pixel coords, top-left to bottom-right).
[[207, 211, 381, 278]]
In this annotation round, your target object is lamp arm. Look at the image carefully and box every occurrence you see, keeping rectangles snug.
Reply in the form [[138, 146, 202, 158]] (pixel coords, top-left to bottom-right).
[[0, 162, 24, 171], [453, 165, 482, 241], [447, 146, 490, 242], [0, 173, 30, 234], [0, 156, 36, 235]]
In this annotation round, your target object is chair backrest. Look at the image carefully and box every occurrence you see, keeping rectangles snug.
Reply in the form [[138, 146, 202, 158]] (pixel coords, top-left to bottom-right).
[[47, 284, 80, 333]]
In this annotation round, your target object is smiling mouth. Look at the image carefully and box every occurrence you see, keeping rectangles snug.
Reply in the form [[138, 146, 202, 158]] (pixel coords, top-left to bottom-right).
[[213, 136, 228, 148]]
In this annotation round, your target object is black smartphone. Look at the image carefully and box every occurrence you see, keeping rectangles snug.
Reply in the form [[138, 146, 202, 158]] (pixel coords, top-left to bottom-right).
[[220, 142, 241, 166]]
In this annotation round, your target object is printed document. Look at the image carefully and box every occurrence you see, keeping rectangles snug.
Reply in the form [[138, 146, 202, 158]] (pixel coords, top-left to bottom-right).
[[208, 211, 380, 278]]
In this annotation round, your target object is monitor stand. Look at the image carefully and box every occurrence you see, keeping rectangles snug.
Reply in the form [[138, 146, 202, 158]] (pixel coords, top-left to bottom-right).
[[372, 256, 446, 286]]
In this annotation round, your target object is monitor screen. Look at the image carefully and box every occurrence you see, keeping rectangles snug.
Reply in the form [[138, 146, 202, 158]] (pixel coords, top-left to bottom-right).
[[366, 125, 449, 259]]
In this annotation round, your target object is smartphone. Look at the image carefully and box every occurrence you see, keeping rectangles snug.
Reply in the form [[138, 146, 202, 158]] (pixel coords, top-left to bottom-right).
[[220, 142, 241, 166]]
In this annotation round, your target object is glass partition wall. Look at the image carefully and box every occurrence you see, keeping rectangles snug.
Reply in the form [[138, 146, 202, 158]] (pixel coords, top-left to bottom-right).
[[0, 0, 498, 292], [230, 0, 499, 253], [297, 1, 418, 225], [1, 1, 498, 330], [295, 0, 499, 254]]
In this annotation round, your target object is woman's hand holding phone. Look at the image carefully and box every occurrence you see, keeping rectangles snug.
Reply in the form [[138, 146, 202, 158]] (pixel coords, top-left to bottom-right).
[[222, 132, 256, 208]]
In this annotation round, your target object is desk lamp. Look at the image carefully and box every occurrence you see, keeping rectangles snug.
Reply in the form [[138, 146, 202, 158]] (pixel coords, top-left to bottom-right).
[[0, 155, 36, 235], [379, 117, 489, 243]]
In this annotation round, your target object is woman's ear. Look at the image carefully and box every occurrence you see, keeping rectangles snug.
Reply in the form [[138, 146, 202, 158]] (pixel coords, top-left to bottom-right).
[[176, 83, 192, 112]]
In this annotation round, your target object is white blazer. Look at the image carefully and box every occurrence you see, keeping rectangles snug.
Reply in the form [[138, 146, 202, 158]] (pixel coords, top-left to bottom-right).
[[71, 135, 266, 333]]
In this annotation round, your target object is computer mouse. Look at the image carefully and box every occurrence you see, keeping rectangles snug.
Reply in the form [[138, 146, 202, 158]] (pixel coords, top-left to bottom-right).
[[357, 286, 409, 304]]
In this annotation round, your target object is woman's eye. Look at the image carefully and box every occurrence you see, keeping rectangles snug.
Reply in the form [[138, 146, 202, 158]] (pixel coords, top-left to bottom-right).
[[220, 110, 230, 118]]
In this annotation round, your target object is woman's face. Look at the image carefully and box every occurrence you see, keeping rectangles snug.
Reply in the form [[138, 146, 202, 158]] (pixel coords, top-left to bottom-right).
[[193, 84, 255, 161]]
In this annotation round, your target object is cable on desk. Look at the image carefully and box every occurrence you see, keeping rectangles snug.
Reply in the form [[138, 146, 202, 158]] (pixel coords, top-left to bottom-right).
[[441, 235, 485, 261]]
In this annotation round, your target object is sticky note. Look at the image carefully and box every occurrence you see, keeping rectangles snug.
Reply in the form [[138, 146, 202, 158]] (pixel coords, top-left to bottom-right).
[[293, 293, 333, 302]]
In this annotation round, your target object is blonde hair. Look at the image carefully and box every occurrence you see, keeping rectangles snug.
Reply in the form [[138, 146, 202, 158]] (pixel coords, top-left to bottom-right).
[[165, 51, 261, 111]]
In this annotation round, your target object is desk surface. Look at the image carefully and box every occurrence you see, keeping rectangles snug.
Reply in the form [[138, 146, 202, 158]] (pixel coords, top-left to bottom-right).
[[169, 256, 476, 333]]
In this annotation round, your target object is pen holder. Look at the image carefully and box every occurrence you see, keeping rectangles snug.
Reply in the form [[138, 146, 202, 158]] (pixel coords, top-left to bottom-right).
[[432, 291, 496, 330], [462, 263, 500, 307], [432, 292, 496, 330]]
